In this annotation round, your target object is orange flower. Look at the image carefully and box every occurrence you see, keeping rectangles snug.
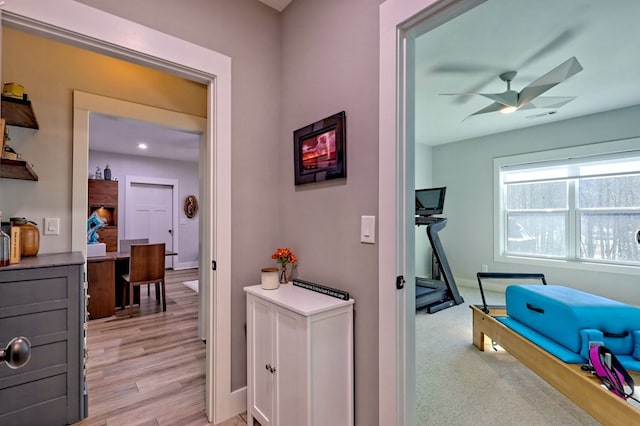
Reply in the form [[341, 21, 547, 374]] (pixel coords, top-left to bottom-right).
[[272, 247, 297, 266]]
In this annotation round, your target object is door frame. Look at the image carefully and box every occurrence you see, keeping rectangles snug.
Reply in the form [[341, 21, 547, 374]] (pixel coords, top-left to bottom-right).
[[1, 1, 237, 422], [378, 0, 484, 424], [125, 176, 179, 269]]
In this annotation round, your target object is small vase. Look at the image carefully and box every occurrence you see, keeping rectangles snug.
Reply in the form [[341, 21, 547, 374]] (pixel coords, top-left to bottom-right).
[[279, 265, 288, 284]]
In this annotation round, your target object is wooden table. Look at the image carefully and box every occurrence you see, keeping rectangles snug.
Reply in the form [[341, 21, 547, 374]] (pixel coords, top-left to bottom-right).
[[86, 250, 176, 319], [470, 304, 640, 425]]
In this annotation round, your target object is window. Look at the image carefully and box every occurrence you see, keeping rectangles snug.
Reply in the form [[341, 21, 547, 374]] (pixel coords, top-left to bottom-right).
[[495, 139, 640, 271]]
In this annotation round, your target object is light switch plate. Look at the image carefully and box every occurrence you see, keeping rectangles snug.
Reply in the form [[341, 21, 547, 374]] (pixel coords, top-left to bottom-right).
[[360, 215, 376, 244], [44, 217, 60, 235]]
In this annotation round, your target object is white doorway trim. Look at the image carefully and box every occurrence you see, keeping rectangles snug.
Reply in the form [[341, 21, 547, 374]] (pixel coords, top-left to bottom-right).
[[1, 1, 237, 423], [379, 0, 484, 424], [124, 176, 179, 269]]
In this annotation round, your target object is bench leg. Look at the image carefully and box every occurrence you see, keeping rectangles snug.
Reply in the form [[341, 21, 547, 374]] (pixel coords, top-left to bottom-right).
[[472, 308, 486, 351]]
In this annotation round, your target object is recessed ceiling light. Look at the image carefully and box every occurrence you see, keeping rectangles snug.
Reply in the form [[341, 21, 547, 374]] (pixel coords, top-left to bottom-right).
[[138, 143, 148, 150]]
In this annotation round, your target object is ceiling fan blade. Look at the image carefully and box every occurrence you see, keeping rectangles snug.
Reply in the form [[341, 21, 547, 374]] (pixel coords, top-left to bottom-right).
[[518, 28, 579, 69], [478, 91, 518, 107], [462, 102, 504, 121], [440, 91, 519, 107], [517, 57, 583, 107]]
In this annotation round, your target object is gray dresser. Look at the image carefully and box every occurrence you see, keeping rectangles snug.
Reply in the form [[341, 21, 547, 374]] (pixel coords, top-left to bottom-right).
[[0, 252, 87, 425]]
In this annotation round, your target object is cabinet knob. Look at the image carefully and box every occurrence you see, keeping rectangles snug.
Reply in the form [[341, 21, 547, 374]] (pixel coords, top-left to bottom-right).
[[1, 336, 31, 369]]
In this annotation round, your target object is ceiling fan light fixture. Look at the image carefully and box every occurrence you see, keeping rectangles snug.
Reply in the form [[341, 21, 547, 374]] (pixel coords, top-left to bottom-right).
[[500, 105, 518, 114], [137, 143, 148, 150]]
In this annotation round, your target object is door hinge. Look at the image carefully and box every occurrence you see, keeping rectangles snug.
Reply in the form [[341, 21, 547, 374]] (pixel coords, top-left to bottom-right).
[[211, 260, 217, 271], [396, 275, 405, 289]]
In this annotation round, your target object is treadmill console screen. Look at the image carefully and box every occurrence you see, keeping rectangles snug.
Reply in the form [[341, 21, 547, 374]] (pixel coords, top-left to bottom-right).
[[415, 187, 446, 217]]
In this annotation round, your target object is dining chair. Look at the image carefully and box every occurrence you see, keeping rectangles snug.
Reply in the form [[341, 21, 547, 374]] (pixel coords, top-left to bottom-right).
[[121, 243, 166, 317], [119, 238, 149, 252], [120, 238, 152, 295]]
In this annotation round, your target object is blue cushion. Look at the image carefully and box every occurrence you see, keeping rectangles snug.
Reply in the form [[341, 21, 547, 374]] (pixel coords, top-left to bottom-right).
[[617, 355, 640, 373], [496, 317, 586, 364], [506, 285, 640, 354]]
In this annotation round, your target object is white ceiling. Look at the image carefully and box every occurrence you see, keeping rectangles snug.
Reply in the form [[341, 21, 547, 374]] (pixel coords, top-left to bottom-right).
[[414, 0, 640, 145], [89, 113, 201, 162]]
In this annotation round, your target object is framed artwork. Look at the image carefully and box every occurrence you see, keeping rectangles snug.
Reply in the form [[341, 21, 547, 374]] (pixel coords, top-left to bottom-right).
[[293, 111, 346, 185], [184, 195, 199, 218]]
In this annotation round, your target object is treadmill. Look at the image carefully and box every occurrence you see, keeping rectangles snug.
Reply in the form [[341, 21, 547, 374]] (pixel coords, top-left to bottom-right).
[[415, 187, 464, 313]]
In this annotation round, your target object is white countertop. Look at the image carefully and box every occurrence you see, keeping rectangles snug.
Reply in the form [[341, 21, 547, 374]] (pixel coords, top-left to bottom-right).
[[244, 283, 354, 316]]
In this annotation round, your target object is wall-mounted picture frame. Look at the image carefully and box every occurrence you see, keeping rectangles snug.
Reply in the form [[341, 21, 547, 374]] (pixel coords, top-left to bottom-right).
[[293, 111, 346, 185], [184, 195, 199, 218]]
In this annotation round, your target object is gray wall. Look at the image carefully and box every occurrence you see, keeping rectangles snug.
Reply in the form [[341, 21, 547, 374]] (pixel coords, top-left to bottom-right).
[[428, 105, 640, 303], [280, 1, 382, 424]]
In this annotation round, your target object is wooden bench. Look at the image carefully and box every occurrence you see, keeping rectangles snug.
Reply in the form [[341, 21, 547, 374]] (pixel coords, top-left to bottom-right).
[[470, 304, 640, 425]]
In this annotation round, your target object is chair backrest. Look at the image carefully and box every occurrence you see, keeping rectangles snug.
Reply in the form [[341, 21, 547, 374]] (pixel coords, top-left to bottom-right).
[[129, 243, 166, 283], [120, 238, 149, 253]]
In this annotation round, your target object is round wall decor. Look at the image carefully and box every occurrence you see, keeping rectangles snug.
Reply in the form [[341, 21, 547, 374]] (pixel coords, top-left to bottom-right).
[[184, 195, 199, 218]]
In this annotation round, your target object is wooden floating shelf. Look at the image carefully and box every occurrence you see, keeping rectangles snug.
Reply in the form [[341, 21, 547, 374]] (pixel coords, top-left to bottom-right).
[[1, 95, 39, 129], [0, 158, 39, 180]]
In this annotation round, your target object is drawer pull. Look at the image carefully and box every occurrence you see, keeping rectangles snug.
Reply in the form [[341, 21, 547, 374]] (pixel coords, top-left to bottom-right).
[[1, 336, 32, 369]]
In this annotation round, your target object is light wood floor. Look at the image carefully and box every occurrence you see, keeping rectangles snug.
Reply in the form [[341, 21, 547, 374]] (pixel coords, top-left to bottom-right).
[[75, 269, 248, 426]]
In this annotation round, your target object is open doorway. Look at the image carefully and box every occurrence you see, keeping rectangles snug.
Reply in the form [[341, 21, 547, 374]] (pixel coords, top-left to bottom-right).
[[79, 92, 207, 337], [2, 1, 235, 423], [381, 0, 640, 423]]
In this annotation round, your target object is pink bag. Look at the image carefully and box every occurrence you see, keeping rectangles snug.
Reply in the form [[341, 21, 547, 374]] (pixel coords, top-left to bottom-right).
[[589, 344, 635, 400]]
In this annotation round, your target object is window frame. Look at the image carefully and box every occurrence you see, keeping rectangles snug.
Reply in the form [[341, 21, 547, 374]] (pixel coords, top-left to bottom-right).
[[493, 137, 640, 276]]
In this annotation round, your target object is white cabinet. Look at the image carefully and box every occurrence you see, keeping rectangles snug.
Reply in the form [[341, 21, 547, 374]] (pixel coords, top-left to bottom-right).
[[245, 284, 354, 426]]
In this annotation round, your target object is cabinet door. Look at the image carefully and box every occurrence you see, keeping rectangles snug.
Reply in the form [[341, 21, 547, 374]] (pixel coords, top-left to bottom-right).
[[250, 297, 274, 426], [273, 306, 304, 426], [88, 179, 118, 205], [87, 260, 115, 319]]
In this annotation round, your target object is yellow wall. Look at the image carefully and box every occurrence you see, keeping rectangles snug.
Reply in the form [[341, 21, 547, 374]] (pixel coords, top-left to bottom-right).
[[0, 27, 206, 253]]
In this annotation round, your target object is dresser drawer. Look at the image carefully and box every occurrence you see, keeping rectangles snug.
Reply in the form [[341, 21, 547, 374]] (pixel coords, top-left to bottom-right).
[[0, 276, 68, 307]]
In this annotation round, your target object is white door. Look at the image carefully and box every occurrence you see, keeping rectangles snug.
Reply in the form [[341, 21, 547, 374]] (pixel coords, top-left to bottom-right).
[[379, 1, 484, 425], [127, 182, 174, 268], [248, 296, 275, 426]]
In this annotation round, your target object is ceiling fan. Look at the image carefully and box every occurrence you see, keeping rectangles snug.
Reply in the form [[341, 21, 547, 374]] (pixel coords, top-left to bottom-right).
[[441, 56, 583, 121]]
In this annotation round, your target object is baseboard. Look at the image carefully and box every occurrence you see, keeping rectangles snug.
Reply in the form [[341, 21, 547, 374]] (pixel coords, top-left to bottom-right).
[[457, 276, 509, 294], [174, 261, 199, 270]]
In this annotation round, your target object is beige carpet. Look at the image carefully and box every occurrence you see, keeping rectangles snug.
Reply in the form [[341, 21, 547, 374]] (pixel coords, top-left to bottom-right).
[[415, 286, 599, 425], [182, 280, 198, 293]]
